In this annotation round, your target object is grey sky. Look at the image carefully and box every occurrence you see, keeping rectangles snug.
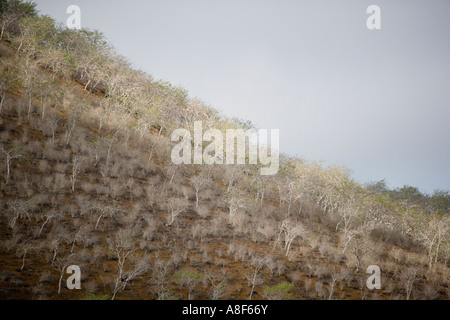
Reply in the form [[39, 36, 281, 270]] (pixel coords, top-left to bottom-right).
[[33, 0, 450, 193]]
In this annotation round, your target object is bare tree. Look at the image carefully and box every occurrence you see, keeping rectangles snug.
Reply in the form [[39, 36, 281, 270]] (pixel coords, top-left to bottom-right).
[[37, 210, 55, 238], [275, 219, 305, 256], [38, 80, 61, 120], [70, 225, 90, 254], [190, 175, 212, 207], [417, 215, 449, 272], [108, 229, 148, 300], [16, 240, 35, 271], [0, 66, 17, 115], [246, 255, 270, 300], [6, 198, 32, 229], [224, 166, 242, 194], [277, 180, 302, 216], [1, 144, 25, 182], [327, 267, 348, 300], [89, 204, 124, 230], [399, 268, 418, 300], [147, 124, 163, 161], [40, 47, 70, 81], [0, 75, 6, 115], [70, 154, 85, 192], [150, 260, 173, 300], [53, 253, 76, 295], [251, 175, 270, 206], [225, 190, 249, 222], [335, 198, 360, 237], [165, 163, 180, 185], [64, 111, 78, 146], [46, 225, 71, 263], [48, 116, 59, 144], [348, 233, 372, 273], [206, 270, 229, 300], [13, 55, 40, 120], [166, 197, 188, 226]]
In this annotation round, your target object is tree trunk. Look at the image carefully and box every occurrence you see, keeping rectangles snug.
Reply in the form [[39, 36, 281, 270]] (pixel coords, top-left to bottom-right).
[[84, 79, 91, 91], [27, 95, 33, 120], [21, 251, 27, 270], [6, 156, 11, 181], [169, 168, 176, 184], [328, 283, 335, 300], [95, 214, 103, 229], [0, 93, 5, 114], [248, 272, 257, 300], [38, 218, 50, 238], [53, 248, 58, 263], [58, 269, 65, 294]]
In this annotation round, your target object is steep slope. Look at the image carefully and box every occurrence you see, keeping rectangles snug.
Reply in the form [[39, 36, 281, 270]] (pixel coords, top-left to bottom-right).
[[0, 2, 448, 300]]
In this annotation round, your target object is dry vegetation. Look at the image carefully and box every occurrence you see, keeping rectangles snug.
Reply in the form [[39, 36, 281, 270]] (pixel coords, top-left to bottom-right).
[[0, 0, 449, 300]]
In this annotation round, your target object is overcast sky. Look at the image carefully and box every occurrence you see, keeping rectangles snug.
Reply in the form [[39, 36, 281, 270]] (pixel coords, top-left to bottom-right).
[[34, 0, 450, 193]]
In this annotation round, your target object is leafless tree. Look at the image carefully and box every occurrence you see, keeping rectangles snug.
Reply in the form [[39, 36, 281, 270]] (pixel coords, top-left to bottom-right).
[[224, 166, 242, 194], [0, 67, 16, 115], [16, 240, 35, 271], [150, 260, 173, 300], [246, 255, 270, 300], [275, 219, 306, 256], [0, 77, 6, 115], [400, 267, 418, 300], [166, 197, 188, 226], [164, 163, 177, 185], [64, 111, 78, 147], [70, 225, 90, 254], [89, 204, 124, 230], [206, 271, 229, 300], [335, 198, 360, 238], [348, 233, 372, 273], [70, 154, 85, 192], [277, 180, 302, 216], [190, 175, 212, 207], [37, 210, 55, 238], [40, 47, 70, 81], [53, 253, 76, 295], [13, 55, 40, 120], [48, 116, 59, 144], [251, 175, 270, 206], [6, 198, 32, 229], [38, 80, 62, 120], [417, 215, 449, 272], [327, 267, 348, 300], [1, 144, 25, 182], [108, 229, 148, 300], [45, 224, 71, 263], [147, 125, 163, 161], [225, 189, 249, 223]]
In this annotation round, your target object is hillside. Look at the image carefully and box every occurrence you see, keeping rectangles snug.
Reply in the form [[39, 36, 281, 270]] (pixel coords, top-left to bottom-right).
[[0, 1, 449, 300]]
